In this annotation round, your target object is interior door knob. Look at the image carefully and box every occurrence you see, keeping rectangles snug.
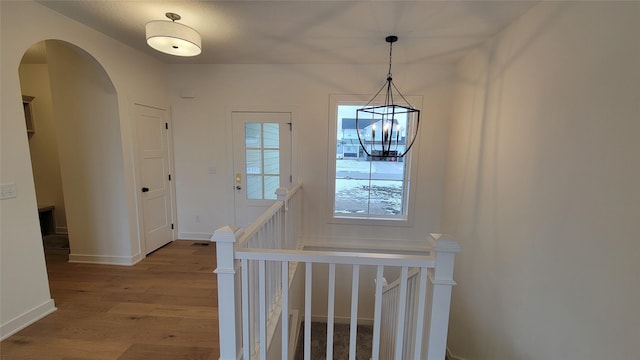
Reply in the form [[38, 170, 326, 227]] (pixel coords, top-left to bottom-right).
[[141, 187, 150, 193]]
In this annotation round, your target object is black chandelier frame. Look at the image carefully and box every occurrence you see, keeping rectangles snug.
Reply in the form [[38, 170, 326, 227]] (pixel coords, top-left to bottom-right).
[[355, 35, 421, 159]]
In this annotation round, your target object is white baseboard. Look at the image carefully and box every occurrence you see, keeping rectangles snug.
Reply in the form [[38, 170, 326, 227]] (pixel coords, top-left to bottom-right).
[[178, 232, 213, 241], [55, 226, 68, 234], [130, 252, 145, 265], [0, 299, 56, 341], [68, 253, 140, 266], [447, 346, 466, 360]]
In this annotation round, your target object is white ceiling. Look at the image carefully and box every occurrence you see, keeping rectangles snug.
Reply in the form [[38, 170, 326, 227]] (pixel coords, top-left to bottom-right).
[[35, 0, 538, 65]]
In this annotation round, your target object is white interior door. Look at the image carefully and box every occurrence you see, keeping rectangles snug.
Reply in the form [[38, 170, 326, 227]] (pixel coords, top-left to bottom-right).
[[232, 112, 292, 228], [135, 104, 174, 254]]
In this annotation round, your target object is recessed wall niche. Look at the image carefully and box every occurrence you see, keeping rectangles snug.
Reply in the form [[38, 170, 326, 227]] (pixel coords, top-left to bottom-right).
[[23, 95, 35, 137]]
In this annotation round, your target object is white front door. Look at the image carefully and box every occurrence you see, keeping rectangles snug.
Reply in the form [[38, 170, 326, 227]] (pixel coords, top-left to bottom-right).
[[232, 112, 292, 228], [135, 104, 174, 254]]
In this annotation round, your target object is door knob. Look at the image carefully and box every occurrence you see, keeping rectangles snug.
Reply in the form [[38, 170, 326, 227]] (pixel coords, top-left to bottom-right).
[[235, 185, 242, 190], [141, 187, 150, 193]]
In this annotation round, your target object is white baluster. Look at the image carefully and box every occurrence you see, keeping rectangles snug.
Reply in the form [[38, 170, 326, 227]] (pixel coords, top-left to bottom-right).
[[372, 266, 384, 360], [414, 268, 428, 360], [281, 261, 289, 360], [395, 266, 409, 360], [349, 264, 360, 360], [259, 260, 267, 360], [304, 262, 312, 360], [327, 263, 336, 360], [241, 259, 250, 360]]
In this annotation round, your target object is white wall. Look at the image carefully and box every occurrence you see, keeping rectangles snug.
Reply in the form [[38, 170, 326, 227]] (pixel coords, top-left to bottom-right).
[[1, 1, 169, 339], [44, 40, 129, 260], [169, 63, 454, 247], [443, 2, 640, 359], [19, 62, 68, 232], [170, 63, 454, 323]]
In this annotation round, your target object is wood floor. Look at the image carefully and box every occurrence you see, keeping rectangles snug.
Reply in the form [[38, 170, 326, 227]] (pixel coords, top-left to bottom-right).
[[0, 240, 220, 360]]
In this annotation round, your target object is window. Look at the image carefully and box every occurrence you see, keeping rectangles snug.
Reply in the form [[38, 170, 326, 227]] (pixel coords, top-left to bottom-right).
[[245, 122, 280, 200], [328, 95, 420, 224]]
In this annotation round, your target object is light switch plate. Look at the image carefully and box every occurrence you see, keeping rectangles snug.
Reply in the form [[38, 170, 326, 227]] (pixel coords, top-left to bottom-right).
[[1, 183, 17, 200]]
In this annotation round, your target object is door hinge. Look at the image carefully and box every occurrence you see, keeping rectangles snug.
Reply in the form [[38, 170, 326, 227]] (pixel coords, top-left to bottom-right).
[[165, 122, 168, 130], [171, 224, 174, 230], [287, 122, 292, 131], [168, 174, 172, 181], [290, 175, 292, 183]]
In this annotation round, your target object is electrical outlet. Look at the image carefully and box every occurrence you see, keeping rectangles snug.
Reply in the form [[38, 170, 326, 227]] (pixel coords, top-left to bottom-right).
[[0, 183, 17, 200], [208, 166, 216, 175], [195, 215, 201, 223]]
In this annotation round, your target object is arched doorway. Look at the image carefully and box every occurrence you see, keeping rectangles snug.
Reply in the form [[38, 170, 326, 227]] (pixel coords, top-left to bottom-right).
[[19, 41, 68, 255], [18, 40, 121, 260]]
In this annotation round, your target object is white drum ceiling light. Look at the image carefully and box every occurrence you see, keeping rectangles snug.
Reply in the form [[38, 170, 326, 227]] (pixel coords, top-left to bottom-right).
[[146, 12, 201, 57]]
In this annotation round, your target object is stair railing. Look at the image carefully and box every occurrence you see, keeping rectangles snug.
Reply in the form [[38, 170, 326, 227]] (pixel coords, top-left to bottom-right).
[[212, 183, 460, 360], [212, 184, 302, 360]]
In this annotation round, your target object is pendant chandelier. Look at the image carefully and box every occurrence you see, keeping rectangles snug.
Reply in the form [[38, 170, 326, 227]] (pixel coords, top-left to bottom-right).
[[146, 12, 202, 57], [356, 35, 420, 159]]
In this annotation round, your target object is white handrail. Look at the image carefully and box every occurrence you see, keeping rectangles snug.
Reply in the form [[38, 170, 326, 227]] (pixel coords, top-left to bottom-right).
[[383, 267, 420, 294], [281, 182, 302, 204], [236, 183, 302, 249], [236, 248, 434, 267], [236, 201, 283, 248]]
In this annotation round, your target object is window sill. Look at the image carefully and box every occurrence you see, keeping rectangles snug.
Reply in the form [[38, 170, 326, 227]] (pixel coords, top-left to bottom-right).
[[329, 214, 413, 227]]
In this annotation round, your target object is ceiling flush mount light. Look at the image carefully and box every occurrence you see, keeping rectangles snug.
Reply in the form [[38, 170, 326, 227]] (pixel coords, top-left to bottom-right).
[[356, 35, 420, 159], [146, 12, 201, 57]]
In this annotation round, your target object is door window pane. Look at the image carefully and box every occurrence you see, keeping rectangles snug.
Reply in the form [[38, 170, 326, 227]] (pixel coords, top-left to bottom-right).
[[246, 150, 262, 175], [264, 175, 279, 200], [245, 123, 262, 147], [246, 175, 263, 200], [264, 150, 280, 175], [263, 123, 279, 148], [245, 122, 281, 200]]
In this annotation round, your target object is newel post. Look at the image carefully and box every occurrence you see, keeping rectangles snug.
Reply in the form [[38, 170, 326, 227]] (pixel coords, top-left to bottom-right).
[[426, 233, 460, 360], [211, 226, 241, 360], [276, 187, 289, 203]]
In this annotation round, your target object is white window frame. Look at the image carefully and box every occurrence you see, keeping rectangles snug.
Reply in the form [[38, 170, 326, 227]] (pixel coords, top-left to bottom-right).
[[326, 94, 422, 226]]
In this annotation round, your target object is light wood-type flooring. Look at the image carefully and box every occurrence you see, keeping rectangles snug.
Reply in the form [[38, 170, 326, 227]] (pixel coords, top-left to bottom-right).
[[0, 240, 220, 360]]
